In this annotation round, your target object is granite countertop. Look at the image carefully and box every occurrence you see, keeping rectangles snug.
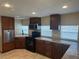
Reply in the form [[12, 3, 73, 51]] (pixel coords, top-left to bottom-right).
[[35, 37, 79, 59]]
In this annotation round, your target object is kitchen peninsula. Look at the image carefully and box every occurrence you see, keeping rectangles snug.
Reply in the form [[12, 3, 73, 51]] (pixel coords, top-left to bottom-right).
[[35, 37, 79, 59]]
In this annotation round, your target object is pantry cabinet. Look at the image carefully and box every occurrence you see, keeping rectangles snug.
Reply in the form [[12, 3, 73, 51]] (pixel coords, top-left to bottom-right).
[[0, 16, 15, 52]]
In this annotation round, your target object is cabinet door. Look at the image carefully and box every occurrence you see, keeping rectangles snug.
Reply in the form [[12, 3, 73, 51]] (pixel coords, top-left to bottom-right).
[[36, 40, 69, 59], [15, 37, 25, 49], [2, 41, 15, 52], [30, 17, 41, 25], [50, 14, 61, 30], [45, 45, 51, 58], [1, 16, 14, 29], [51, 42, 69, 59], [36, 40, 46, 55], [29, 17, 41, 29], [36, 40, 52, 58]]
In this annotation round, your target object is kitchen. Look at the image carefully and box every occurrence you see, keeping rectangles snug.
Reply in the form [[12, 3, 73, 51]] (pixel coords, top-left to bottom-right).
[[0, 0, 79, 59]]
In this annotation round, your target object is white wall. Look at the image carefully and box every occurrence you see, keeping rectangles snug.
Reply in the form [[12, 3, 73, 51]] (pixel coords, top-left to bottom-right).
[[21, 19, 29, 25], [61, 12, 79, 25], [41, 16, 50, 25]]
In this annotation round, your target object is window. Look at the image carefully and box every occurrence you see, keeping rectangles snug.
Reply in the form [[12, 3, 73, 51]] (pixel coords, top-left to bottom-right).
[[60, 25, 78, 41], [21, 26, 29, 35], [41, 25, 52, 37]]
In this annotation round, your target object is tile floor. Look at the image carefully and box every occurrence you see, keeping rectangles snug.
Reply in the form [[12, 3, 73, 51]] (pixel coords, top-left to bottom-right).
[[0, 49, 50, 59]]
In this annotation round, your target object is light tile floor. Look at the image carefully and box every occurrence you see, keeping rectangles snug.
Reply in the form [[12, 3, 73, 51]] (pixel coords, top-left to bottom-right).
[[0, 49, 50, 59]]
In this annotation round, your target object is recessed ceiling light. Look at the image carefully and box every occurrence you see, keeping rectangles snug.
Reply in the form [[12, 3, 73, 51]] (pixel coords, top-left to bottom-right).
[[62, 5, 68, 9], [32, 12, 36, 15], [4, 3, 11, 8]]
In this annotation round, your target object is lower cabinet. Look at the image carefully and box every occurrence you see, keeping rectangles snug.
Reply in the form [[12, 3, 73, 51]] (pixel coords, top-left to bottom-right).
[[36, 40, 69, 59], [44, 44, 52, 58], [2, 41, 15, 52], [36, 40, 46, 55], [15, 37, 26, 49]]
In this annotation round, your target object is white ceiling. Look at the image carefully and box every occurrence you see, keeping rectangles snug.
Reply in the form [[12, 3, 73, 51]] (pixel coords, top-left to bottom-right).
[[0, 0, 79, 18]]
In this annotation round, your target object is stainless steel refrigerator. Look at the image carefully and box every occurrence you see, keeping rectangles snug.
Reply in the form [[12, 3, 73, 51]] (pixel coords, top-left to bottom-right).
[[3, 30, 14, 43]]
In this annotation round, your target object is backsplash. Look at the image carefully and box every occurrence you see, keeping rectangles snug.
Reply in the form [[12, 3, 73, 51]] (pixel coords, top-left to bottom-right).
[[52, 30, 60, 39]]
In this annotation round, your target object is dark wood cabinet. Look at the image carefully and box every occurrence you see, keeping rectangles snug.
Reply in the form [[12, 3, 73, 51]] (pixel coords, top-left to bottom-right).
[[15, 37, 26, 49], [2, 41, 15, 52], [36, 40, 52, 58], [36, 40, 69, 59], [29, 17, 41, 29], [50, 14, 61, 30], [0, 16, 15, 52], [36, 40, 46, 55], [1, 16, 14, 29], [30, 17, 41, 25], [44, 43, 52, 57]]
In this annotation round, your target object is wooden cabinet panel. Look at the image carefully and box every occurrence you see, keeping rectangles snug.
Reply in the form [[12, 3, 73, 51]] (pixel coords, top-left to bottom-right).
[[29, 17, 41, 29], [1, 16, 15, 52], [2, 41, 15, 52], [36, 40, 46, 55], [51, 43, 62, 59], [30, 17, 41, 25], [51, 42, 70, 59], [15, 37, 25, 49], [50, 14, 61, 30], [36, 40, 52, 57], [45, 44, 52, 57], [1, 16, 14, 29], [36, 40, 70, 59]]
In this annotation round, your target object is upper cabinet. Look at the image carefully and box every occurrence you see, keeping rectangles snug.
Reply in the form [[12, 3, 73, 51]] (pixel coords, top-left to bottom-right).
[[1, 16, 14, 29], [29, 17, 41, 29], [30, 17, 41, 25], [50, 14, 61, 30]]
